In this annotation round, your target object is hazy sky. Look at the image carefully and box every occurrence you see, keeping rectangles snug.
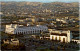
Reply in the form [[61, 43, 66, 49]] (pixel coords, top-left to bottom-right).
[[1, 0, 79, 3]]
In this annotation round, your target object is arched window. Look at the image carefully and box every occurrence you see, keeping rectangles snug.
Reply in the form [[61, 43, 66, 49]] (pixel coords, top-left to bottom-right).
[[39, 30, 41, 32], [23, 31, 25, 34], [17, 32, 19, 34], [63, 38, 65, 42], [59, 37, 61, 41], [20, 32, 21, 34], [55, 37, 57, 40], [22, 32, 24, 34], [52, 36, 54, 40]]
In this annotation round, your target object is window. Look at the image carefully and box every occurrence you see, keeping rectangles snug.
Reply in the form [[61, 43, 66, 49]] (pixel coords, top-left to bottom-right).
[[55, 37, 57, 40], [52, 36, 54, 40], [40, 30, 41, 32], [59, 37, 61, 41], [63, 38, 65, 42]]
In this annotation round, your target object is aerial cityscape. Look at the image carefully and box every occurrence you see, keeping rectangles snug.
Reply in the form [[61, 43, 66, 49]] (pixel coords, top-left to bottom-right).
[[0, 0, 79, 51]]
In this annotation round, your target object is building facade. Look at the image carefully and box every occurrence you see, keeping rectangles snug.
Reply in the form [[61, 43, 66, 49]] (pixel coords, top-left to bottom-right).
[[49, 29, 73, 43], [5, 24, 48, 34], [3, 38, 19, 45]]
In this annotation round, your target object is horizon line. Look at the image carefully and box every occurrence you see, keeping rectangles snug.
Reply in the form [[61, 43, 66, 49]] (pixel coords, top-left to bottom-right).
[[0, 1, 78, 3]]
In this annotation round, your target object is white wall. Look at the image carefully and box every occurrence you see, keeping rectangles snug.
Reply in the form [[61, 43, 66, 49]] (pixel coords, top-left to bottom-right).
[[50, 35, 67, 42], [50, 30, 72, 43]]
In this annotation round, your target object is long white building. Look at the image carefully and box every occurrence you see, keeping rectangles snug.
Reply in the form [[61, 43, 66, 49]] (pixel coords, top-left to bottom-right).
[[49, 29, 73, 43], [5, 24, 48, 34]]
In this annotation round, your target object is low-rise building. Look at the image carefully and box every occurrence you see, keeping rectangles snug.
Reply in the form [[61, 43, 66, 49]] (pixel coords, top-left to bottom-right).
[[3, 38, 19, 45], [72, 39, 80, 44], [10, 39, 19, 45], [49, 29, 73, 43], [5, 24, 48, 34]]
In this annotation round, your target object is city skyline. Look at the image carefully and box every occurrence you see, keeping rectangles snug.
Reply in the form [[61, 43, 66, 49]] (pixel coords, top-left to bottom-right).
[[1, 0, 79, 3], [1, 0, 79, 50]]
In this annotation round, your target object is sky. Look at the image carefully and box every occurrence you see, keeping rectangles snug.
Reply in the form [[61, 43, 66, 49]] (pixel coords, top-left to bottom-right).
[[1, 0, 79, 3]]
